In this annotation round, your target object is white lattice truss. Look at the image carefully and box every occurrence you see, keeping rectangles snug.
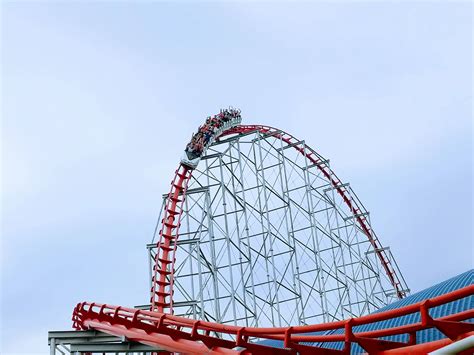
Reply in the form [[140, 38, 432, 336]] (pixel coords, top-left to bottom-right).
[[149, 130, 407, 329]]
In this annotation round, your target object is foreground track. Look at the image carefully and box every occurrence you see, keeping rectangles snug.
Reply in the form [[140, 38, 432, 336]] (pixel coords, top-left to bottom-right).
[[73, 284, 474, 354]]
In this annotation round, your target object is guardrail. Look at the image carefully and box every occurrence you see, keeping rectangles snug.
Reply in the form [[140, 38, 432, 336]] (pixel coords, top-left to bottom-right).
[[73, 284, 473, 354]]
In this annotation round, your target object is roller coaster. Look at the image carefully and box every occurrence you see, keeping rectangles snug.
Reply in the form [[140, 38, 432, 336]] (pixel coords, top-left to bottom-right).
[[65, 110, 473, 354]]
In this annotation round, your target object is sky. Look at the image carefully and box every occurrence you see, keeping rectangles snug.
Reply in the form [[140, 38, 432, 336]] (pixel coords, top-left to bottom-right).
[[1, 1, 472, 354]]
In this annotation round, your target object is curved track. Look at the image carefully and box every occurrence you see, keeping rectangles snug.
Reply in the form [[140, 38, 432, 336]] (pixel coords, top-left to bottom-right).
[[150, 125, 408, 314], [74, 284, 474, 354], [74, 122, 473, 354]]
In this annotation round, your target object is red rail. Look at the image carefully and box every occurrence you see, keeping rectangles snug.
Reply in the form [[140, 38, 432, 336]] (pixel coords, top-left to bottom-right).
[[150, 164, 192, 313], [76, 124, 471, 354], [73, 284, 474, 354], [150, 125, 408, 313], [225, 125, 407, 298]]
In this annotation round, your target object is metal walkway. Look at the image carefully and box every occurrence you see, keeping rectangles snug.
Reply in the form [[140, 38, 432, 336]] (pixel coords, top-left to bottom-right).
[[48, 330, 164, 354]]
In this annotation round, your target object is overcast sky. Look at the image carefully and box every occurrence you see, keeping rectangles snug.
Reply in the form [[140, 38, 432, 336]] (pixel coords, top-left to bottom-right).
[[1, 1, 472, 354]]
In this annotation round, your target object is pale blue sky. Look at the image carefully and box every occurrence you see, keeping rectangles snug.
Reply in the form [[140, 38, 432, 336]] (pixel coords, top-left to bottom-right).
[[1, 1, 472, 354]]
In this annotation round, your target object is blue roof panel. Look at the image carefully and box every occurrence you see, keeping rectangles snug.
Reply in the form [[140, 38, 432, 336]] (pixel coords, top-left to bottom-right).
[[258, 269, 473, 352]]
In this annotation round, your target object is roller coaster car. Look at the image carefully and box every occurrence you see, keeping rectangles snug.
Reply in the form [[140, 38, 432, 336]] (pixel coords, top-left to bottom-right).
[[181, 151, 201, 169], [181, 114, 242, 169]]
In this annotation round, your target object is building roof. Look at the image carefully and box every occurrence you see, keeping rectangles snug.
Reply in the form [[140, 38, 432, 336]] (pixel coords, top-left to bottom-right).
[[260, 269, 473, 352]]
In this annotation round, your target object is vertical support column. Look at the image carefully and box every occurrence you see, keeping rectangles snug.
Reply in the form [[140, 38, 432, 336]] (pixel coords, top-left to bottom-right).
[[148, 246, 153, 300], [50, 337, 56, 355], [236, 139, 258, 326], [249, 137, 275, 326], [256, 133, 282, 327], [184, 196, 197, 319], [229, 141, 252, 326], [328, 182, 353, 317], [204, 158, 221, 323], [321, 176, 347, 320], [218, 153, 238, 325], [302, 148, 330, 323], [346, 194, 372, 314], [277, 135, 305, 325], [195, 191, 206, 321]]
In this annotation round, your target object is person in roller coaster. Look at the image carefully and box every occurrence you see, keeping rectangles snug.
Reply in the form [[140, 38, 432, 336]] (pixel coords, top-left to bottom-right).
[[185, 108, 241, 159]]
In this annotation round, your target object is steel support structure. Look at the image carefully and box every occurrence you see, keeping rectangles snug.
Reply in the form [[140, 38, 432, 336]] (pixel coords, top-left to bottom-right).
[[48, 330, 164, 354], [67, 119, 423, 355], [149, 125, 408, 328]]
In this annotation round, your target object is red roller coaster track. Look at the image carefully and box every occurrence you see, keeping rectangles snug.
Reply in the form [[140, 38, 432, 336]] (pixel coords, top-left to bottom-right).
[[150, 125, 408, 314], [73, 284, 474, 354], [72, 122, 473, 354]]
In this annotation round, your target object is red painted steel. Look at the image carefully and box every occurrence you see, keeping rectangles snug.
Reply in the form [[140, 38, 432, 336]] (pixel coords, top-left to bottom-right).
[[72, 120, 473, 354], [73, 285, 474, 354], [150, 165, 192, 313], [150, 124, 407, 314]]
